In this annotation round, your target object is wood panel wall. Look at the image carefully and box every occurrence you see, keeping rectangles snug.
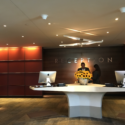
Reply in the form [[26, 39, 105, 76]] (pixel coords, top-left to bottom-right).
[[43, 46, 124, 95], [0, 46, 43, 97]]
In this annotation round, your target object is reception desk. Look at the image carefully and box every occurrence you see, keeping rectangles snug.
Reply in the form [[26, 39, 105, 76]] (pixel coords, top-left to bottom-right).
[[30, 84, 125, 119]]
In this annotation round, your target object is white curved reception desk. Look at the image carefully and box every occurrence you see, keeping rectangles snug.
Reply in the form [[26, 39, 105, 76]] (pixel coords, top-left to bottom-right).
[[30, 84, 125, 119]]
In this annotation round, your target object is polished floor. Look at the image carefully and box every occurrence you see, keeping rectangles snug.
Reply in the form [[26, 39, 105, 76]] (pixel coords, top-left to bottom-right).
[[0, 95, 125, 125]]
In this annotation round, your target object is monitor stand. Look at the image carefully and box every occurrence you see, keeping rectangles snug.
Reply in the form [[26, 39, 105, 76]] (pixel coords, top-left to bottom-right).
[[46, 78, 51, 87], [122, 78, 125, 87]]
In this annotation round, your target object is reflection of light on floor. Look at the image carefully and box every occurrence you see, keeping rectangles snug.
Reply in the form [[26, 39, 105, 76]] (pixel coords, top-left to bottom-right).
[[0, 107, 6, 110]]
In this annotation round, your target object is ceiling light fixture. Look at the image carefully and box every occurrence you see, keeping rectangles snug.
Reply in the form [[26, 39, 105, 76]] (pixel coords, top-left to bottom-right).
[[3, 25, 7, 27], [56, 34, 58, 36], [6, 43, 8, 45], [61, 41, 63, 43], [120, 7, 125, 13], [62, 35, 103, 47], [85, 33, 95, 35], [48, 23, 51, 25], [41, 14, 48, 20], [33, 42, 35, 44], [22, 36, 24, 38], [115, 18, 119, 21], [98, 44, 100, 46], [107, 32, 109, 33]]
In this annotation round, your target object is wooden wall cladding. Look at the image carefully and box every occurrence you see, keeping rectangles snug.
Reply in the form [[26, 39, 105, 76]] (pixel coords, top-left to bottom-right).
[[43, 46, 124, 95], [0, 46, 43, 96]]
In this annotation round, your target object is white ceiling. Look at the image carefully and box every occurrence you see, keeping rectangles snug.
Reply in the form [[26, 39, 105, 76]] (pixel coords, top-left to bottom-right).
[[0, 0, 125, 48]]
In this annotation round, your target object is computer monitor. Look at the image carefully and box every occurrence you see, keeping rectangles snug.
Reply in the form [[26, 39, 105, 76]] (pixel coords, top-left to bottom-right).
[[115, 71, 125, 87], [38, 71, 56, 86]]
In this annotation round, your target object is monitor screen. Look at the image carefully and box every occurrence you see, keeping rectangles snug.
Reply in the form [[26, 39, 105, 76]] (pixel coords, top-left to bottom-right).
[[115, 71, 125, 84], [38, 71, 56, 84]]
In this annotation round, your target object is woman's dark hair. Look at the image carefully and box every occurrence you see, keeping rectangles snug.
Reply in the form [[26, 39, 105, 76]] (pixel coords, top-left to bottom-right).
[[94, 64, 101, 76]]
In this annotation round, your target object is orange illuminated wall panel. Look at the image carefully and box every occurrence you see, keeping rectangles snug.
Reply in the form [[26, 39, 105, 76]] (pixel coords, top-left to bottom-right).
[[25, 62, 42, 72], [25, 74, 39, 85], [8, 74, 25, 85], [9, 47, 25, 60], [9, 62, 24, 72], [0, 46, 42, 97], [0, 74, 8, 85], [8, 86, 25, 96], [24, 47, 42, 60], [0, 86, 7, 96], [0, 62, 8, 73], [0, 48, 8, 60], [25, 86, 42, 96]]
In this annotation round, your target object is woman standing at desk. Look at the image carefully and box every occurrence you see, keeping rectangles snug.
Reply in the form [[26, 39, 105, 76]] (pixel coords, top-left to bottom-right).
[[92, 64, 101, 84]]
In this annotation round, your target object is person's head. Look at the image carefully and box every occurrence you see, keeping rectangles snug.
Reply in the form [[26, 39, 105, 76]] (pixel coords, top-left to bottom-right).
[[81, 62, 85, 69], [94, 64, 101, 74]]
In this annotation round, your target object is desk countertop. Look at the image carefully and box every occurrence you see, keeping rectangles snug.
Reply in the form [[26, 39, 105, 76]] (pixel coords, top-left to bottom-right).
[[30, 83, 125, 92]]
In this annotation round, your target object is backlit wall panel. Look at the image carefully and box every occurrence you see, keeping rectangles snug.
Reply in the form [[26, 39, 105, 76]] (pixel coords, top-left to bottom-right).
[[9, 62, 25, 72], [8, 74, 25, 85], [0, 46, 42, 96], [0, 48, 8, 60], [9, 47, 25, 60]]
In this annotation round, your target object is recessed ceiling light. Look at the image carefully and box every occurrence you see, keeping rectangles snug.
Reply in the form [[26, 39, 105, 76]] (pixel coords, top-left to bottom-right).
[[33, 42, 35, 44], [3, 25, 7, 27], [120, 7, 125, 13], [61, 41, 63, 43], [6, 43, 8, 45], [48, 23, 51, 25], [107, 31, 109, 33], [64, 46, 66, 47], [56, 34, 58, 36], [115, 18, 119, 21], [41, 14, 48, 20], [22, 36, 24, 38], [98, 44, 100, 46]]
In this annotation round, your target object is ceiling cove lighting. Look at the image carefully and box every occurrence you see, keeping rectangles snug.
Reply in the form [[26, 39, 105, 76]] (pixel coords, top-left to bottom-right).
[[3, 25, 7, 27], [115, 18, 119, 21], [41, 14, 48, 20]]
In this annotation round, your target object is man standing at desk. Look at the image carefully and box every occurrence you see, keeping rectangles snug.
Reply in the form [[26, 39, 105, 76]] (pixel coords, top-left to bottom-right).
[[77, 62, 90, 72]]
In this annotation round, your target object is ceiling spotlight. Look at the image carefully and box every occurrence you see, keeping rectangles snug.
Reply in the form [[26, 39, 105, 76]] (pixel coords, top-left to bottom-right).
[[3, 25, 7, 27], [98, 44, 100, 46], [115, 18, 119, 21], [41, 14, 48, 20], [48, 23, 51, 25], [61, 41, 63, 43], [56, 34, 58, 36], [22, 36, 24, 38], [6, 43, 8, 45], [120, 7, 125, 13], [107, 31, 109, 33], [33, 42, 35, 44]]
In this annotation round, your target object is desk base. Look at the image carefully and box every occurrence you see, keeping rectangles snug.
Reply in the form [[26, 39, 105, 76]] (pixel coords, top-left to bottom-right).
[[65, 92, 105, 119], [69, 106, 102, 118]]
